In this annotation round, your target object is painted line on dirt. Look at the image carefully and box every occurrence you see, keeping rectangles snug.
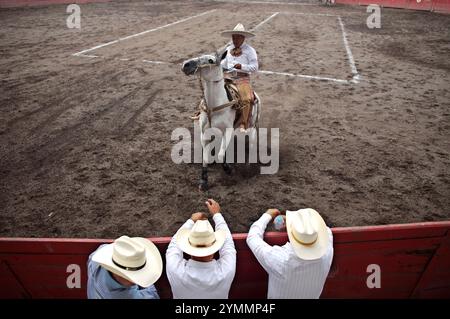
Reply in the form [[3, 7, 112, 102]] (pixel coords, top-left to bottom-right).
[[337, 16, 359, 82], [75, 54, 171, 65], [258, 70, 350, 84], [78, 54, 99, 58], [217, 12, 279, 56], [142, 60, 170, 65], [74, 53, 353, 84], [280, 12, 339, 17], [73, 10, 217, 56], [251, 12, 279, 31]]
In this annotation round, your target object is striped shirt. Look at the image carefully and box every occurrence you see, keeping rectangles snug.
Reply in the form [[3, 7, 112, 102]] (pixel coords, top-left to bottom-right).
[[87, 245, 160, 299], [247, 213, 334, 299], [166, 213, 236, 299]]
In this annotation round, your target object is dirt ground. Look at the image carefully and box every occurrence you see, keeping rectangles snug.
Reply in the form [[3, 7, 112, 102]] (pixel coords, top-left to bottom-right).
[[0, 0, 449, 238]]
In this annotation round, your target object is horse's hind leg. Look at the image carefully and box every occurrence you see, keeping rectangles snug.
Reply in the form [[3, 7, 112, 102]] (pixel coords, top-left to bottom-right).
[[199, 164, 208, 191], [222, 156, 232, 175]]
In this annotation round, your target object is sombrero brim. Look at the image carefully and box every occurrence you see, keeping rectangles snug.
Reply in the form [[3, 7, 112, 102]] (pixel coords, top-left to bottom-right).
[[92, 238, 163, 288], [286, 209, 330, 261], [176, 228, 227, 257], [221, 30, 255, 38]]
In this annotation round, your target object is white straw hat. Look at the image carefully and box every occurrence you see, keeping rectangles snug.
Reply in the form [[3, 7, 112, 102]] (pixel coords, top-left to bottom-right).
[[176, 220, 227, 257], [92, 236, 163, 287], [286, 209, 330, 260], [221, 23, 255, 38]]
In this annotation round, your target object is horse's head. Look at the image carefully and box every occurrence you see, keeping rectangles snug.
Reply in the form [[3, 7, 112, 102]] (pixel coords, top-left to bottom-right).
[[181, 48, 228, 76]]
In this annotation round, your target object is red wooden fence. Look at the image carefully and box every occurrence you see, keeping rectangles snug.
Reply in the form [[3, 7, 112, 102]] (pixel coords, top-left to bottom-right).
[[1, 221, 449, 299], [335, 0, 450, 13], [1, 0, 449, 12]]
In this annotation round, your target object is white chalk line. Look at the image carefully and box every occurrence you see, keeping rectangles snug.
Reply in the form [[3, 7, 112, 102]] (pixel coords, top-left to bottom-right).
[[74, 53, 352, 84], [258, 70, 349, 84], [213, 0, 317, 5], [75, 54, 171, 65], [72, 10, 217, 56], [72, 10, 360, 85], [219, 11, 279, 49], [260, 13, 360, 84], [240, 12, 350, 84], [251, 12, 279, 31], [279, 11, 339, 17], [338, 16, 359, 81], [142, 60, 169, 65], [78, 54, 99, 58], [73, 10, 279, 64]]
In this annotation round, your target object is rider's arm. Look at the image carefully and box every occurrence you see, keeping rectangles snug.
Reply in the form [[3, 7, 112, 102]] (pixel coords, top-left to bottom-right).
[[240, 46, 258, 73]]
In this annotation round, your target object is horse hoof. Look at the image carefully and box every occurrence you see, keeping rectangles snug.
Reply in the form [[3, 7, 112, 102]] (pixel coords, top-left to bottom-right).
[[223, 164, 232, 176], [199, 180, 208, 191]]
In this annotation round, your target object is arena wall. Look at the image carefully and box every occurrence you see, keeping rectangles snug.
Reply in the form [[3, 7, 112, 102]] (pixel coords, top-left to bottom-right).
[[335, 0, 450, 13], [1, 0, 449, 13], [1, 221, 449, 299]]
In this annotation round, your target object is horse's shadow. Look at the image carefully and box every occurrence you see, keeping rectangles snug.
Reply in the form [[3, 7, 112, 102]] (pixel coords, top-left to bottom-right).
[[205, 141, 273, 189]]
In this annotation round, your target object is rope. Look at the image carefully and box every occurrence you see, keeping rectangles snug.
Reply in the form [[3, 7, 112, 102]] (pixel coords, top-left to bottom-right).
[[198, 74, 212, 129], [197, 75, 240, 130]]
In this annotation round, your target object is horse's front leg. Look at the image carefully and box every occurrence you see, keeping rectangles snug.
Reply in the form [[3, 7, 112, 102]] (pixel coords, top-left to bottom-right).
[[197, 118, 209, 191], [199, 145, 209, 191], [220, 127, 233, 175], [199, 125, 209, 191]]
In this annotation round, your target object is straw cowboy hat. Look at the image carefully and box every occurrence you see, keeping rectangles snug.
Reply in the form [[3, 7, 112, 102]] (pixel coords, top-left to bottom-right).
[[286, 209, 330, 260], [221, 23, 255, 38], [176, 220, 227, 257], [92, 236, 163, 287]]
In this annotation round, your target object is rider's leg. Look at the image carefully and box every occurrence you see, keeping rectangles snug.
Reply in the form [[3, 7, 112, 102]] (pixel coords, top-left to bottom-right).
[[236, 81, 253, 131]]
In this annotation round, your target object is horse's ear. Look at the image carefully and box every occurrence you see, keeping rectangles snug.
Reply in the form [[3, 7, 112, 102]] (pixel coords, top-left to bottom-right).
[[220, 49, 228, 61], [215, 45, 228, 64]]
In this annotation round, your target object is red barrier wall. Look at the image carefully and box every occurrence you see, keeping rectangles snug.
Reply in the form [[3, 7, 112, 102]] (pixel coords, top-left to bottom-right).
[[1, 0, 449, 12], [335, 0, 450, 13], [432, 0, 450, 11], [1, 221, 449, 299]]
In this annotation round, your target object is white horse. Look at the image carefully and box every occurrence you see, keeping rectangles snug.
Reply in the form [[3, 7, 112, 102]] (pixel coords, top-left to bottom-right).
[[182, 49, 261, 191]]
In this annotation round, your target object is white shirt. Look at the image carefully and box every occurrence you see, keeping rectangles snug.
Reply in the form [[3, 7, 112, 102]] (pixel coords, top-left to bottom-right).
[[247, 213, 334, 299], [166, 213, 236, 299], [221, 42, 258, 74]]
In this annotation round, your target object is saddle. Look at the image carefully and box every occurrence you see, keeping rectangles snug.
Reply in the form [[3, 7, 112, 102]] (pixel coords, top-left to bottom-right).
[[193, 81, 257, 125]]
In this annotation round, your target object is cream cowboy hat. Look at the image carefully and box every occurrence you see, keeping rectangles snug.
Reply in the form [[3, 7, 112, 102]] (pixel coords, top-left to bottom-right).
[[176, 220, 227, 257], [221, 23, 255, 38], [92, 236, 163, 287], [286, 209, 330, 260]]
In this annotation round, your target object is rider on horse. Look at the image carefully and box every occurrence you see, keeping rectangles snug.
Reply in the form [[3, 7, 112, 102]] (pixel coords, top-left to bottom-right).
[[191, 23, 258, 133]]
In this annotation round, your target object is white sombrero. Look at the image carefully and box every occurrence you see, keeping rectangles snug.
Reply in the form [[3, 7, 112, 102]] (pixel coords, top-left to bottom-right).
[[92, 236, 163, 288], [286, 209, 330, 260], [176, 220, 227, 257], [221, 23, 255, 38]]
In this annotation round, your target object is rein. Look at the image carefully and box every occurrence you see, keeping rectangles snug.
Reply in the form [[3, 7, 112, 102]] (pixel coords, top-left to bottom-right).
[[197, 73, 239, 129]]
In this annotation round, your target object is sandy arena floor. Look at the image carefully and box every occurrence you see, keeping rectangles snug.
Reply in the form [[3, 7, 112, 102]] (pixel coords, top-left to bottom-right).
[[0, 0, 449, 238]]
